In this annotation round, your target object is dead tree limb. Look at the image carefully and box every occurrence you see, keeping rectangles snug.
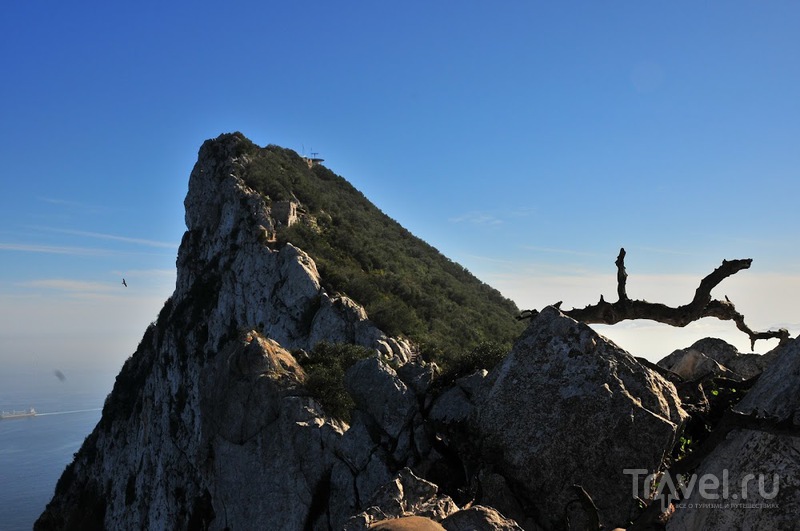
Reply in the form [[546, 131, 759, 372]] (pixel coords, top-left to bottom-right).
[[523, 248, 789, 350], [615, 247, 628, 301]]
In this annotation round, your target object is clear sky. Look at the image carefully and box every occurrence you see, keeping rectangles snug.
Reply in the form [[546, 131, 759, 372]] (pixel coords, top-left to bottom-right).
[[2, 1, 799, 383]]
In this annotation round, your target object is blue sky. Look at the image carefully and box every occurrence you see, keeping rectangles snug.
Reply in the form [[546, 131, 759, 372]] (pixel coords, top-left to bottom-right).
[[2, 2, 799, 381]]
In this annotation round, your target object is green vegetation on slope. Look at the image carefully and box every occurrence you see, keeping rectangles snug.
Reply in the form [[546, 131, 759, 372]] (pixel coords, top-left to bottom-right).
[[298, 342, 373, 423], [231, 133, 524, 362]]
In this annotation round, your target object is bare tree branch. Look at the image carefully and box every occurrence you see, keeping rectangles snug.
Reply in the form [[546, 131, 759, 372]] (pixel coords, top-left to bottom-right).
[[615, 247, 628, 301], [521, 248, 790, 350]]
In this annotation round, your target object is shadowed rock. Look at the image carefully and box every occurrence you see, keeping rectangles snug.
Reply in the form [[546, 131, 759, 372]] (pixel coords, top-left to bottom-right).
[[667, 336, 800, 530], [474, 306, 687, 530]]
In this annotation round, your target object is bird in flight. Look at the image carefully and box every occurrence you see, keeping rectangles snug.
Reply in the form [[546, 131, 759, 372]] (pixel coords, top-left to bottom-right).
[[122, 278, 128, 287]]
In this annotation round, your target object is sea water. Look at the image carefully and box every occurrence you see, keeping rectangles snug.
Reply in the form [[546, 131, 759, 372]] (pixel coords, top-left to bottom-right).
[[0, 370, 113, 530]]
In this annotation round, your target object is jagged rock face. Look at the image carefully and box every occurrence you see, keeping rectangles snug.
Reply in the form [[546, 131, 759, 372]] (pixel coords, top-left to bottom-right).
[[666, 337, 800, 530], [429, 370, 487, 426], [330, 357, 438, 528], [657, 347, 735, 381], [665, 428, 800, 530], [733, 337, 800, 422], [344, 468, 459, 529], [473, 306, 688, 530], [35, 134, 412, 530], [199, 334, 344, 529], [345, 357, 418, 440], [658, 337, 779, 381], [176, 134, 411, 358], [344, 468, 523, 531], [37, 321, 346, 530]]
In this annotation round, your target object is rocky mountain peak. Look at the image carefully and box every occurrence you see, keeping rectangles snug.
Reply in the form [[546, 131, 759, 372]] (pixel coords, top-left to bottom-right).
[[174, 132, 410, 359], [36, 133, 799, 530]]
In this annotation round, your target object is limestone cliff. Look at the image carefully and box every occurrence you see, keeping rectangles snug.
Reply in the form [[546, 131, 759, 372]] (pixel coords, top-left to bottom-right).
[[37, 133, 793, 530], [35, 134, 413, 530]]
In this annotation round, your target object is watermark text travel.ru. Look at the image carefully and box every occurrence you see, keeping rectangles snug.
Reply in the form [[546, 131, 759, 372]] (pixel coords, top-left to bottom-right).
[[624, 468, 779, 511]]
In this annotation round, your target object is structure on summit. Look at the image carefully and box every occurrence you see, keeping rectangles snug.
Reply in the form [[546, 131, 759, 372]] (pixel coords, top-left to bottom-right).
[[304, 151, 324, 168]]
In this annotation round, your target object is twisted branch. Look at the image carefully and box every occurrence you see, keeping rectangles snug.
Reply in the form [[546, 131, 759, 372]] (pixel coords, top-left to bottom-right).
[[521, 248, 790, 350]]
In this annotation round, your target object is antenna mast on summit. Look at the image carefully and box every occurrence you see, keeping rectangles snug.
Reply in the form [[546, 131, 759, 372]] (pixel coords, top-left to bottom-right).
[[304, 149, 324, 169]]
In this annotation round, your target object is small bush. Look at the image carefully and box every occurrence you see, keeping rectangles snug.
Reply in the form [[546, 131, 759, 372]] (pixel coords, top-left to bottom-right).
[[299, 342, 373, 422], [434, 340, 510, 384]]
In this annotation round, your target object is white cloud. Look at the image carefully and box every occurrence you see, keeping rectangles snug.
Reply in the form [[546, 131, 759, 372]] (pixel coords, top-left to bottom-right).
[[20, 279, 118, 298], [449, 211, 504, 226], [518, 245, 603, 258], [37, 197, 111, 213], [34, 227, 177, 249], [0, 242, 120, 256], [628, 245, 697, 257], [12, 268, 176, 299], [112, 268, 177, 280]]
